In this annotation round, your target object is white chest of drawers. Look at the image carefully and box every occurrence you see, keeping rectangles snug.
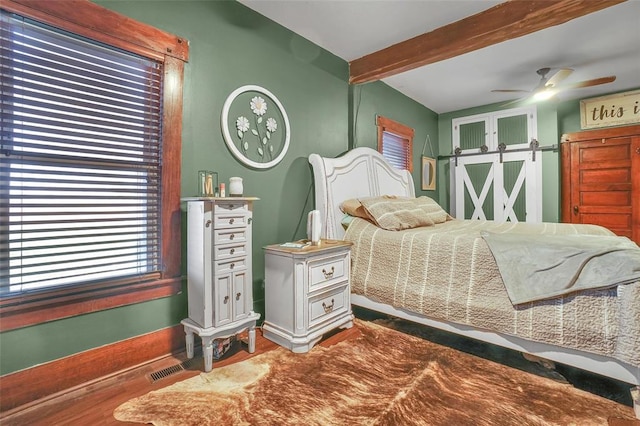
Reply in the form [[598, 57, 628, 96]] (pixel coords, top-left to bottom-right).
[[181, 197, 260, 371], [263, 239, 353, 353]]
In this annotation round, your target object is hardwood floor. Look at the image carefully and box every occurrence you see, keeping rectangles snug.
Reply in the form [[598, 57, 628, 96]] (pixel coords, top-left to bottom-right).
[[0, 326, 361, 426]]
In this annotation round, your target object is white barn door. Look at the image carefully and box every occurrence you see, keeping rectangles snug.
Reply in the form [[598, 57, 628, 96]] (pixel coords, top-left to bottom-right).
[[451, 107, 542, 223], [453, 151, 541, 222]]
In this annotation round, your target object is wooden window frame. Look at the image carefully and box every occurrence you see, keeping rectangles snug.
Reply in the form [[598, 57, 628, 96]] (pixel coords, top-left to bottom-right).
[[376, 115, 414, 172], [0, 0, 189, 331]]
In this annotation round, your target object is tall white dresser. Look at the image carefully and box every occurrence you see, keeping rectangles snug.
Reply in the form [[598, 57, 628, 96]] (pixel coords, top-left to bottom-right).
[[181, 197, 260, 372]]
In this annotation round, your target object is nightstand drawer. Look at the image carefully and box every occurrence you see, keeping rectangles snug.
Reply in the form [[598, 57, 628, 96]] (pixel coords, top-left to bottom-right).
[[214, 242, 248, 260], [308, 283, 349, 328], [214, 228, 247, 245], [309, 253, 348, 290]]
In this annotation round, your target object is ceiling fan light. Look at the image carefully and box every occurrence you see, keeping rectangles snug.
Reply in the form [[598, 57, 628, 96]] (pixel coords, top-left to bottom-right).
[[533, 88, 556, 101]]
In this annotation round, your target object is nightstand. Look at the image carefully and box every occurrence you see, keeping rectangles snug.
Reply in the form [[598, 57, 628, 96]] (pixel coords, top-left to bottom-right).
[[262, 239, 354, 353]]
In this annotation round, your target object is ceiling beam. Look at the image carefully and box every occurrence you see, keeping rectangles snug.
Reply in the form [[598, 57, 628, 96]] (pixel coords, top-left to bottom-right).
[[349, 0, 626, 84]]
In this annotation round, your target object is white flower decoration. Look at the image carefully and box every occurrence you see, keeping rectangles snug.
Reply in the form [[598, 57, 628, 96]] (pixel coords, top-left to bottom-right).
[[250, 96, 267, 116], [266, 117, 277, 133], [236, 116, 250, 132]]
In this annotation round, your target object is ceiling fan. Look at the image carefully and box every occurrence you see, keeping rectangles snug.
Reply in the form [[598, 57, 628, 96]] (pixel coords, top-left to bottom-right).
[[492, 67, 616, 102]]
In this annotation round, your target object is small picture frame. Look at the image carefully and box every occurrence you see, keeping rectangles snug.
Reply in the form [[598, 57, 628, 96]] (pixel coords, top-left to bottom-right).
[[421, 156, 436, 191], [198, 170, 218, 197]]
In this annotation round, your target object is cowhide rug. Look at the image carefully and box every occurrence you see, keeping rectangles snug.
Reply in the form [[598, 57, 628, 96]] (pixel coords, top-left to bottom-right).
[[113, 320, 636, 425]]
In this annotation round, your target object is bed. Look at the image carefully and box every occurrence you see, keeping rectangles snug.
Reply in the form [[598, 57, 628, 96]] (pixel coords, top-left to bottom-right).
[[308, 147, 640, 385]]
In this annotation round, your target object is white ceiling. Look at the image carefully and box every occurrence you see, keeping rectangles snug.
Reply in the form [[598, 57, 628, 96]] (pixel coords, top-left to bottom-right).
[[239, 0, 640, 113]]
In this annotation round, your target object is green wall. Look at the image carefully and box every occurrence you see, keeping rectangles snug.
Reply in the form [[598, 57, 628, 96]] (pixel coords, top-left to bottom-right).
[[350, 83, 439, 195], [0, 0, 436, 375]]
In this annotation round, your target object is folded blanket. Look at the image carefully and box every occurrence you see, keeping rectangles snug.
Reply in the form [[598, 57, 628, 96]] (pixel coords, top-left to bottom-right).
[[481, 232, 640, 305]]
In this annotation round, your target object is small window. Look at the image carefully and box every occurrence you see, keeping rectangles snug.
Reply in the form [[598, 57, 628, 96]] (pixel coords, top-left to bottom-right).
[[376, 116, 414, 171]]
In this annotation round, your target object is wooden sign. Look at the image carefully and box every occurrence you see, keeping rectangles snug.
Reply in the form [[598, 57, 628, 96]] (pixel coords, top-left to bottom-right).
[[580, 90, 640, 129]]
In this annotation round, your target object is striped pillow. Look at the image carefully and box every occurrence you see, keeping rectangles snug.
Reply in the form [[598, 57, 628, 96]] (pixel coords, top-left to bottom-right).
[[358, 196, 450, 230]]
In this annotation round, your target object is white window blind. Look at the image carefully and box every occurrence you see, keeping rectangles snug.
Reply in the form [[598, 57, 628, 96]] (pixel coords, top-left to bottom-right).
[[0, 11, 164, 295], [381, 131, 411, 170]]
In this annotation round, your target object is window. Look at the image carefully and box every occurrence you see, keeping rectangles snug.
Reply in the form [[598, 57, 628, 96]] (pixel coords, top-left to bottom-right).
[[452, 107, 536, 154], [376, 115, 414, 172], [0, 1, 189, 331], [2, 13, 163, 293]]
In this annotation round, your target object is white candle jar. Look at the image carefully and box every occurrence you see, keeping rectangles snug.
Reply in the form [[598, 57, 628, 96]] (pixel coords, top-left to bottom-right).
[[229, 177, 243, 197]]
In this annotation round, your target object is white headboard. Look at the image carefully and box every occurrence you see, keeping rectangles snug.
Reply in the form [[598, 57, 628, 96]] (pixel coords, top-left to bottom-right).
[[308, 147, 415, 240]]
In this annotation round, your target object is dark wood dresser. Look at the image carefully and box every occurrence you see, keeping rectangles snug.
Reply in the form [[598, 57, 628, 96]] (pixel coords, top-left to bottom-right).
[[561, 124, 640, 245]]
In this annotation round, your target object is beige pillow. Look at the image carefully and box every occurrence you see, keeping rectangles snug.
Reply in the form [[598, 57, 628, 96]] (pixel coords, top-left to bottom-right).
[[358, 195, 450, 230], [340, 195, 453, 231], [340, 198, 374, 222], [414, 196, 451, 225]]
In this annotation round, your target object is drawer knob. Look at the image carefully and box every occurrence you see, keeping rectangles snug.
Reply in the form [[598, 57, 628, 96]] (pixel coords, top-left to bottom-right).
[[230, 263, 235, 269], [322, 299, 335, 314], [236, 292, 241, 300], [322, 266, 335, 279], [230, 234, 235, 240], [230, 248, 235, 255], [229, 218, 235, 224], [223, 295, 229, 304]]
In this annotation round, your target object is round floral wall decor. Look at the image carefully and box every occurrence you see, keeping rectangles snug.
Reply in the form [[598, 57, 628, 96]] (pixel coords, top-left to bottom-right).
[[221, 85, 290, 169]]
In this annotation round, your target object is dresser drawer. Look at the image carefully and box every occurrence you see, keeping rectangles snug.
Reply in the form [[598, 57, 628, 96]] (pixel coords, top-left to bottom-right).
[[308, 252, 349, 291], [213, 213, 250, 229], [215, 201, 249, 214], [214, 241, 249, 260], [308, 283, 349, 329], [216, 257, 247, 274], [214, 228, 247, 245]]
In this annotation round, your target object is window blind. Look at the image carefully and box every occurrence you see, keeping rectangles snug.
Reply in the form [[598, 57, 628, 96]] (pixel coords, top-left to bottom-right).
[[0, 11, 164, 295], [381, 131, 411, 170]]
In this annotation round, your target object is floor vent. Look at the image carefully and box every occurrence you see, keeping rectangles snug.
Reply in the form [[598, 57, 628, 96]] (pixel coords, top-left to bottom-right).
[[148, 359, 196, 383]]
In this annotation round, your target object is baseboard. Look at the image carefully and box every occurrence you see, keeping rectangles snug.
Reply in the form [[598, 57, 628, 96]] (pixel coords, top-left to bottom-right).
[[0, 324, 186, 412]]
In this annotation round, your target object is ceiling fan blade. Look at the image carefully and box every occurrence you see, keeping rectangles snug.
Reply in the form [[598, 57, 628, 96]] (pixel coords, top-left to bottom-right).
[[557, 76, 616, 90], [501, 98, 525, 107], [491, 89, 530, 93], [546, 68, 573, 87], [500, 97, 534, 108]]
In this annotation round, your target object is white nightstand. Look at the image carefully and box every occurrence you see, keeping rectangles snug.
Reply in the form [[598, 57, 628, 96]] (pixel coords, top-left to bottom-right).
[[262, 239, 354, 353], [181, 197, 260, 372]]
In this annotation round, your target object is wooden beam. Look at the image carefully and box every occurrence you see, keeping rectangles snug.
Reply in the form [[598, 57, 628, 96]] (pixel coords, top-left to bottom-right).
[[349, 0, 626, 84]]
